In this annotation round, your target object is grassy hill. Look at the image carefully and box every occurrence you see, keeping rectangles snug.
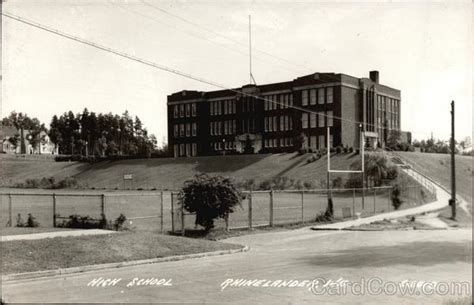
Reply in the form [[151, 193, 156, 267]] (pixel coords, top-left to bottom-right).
[[2, 152, 472, 198], [397, 152, 473, 202], [1, 152, 364, 190]]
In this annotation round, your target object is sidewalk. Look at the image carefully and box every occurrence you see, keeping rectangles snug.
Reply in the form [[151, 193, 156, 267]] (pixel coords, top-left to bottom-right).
[[312, 168, 452, 230], [1, 229, 116, 242]]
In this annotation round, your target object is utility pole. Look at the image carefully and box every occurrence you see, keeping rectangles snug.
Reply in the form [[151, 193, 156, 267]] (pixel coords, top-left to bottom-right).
[[449, 101, 456, 219]]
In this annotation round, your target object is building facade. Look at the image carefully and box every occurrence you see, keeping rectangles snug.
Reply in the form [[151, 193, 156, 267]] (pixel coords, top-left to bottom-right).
[[167, 71, 402, 157]]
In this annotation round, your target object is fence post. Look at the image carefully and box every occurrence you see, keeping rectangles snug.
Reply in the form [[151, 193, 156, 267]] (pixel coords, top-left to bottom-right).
[[269, 190, 274, 227], [352, 188, 355, 217], [101, 194, 105, 219], [248, 190, 253, 229], [301, 190, 304, 224], [171, 193, 175, 233], [53, 193, 56, 227], [181, 196, 185, 236], [373, 188, 376, 214], [388, 188, 391, 211], [160, 191, 164, 233], [8, 194, 12, 227]]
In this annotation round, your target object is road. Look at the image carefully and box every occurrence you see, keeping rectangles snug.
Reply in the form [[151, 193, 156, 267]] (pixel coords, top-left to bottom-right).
[[2, 227, 471, 305]]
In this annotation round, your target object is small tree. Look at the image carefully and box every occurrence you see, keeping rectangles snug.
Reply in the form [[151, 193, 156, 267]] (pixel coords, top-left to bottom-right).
[[180, 174, 243, 232]]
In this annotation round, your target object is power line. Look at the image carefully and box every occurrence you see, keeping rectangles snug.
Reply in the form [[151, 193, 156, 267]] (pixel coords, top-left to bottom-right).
[[139, 0, 309, 73], [2, 11, 448, 139], [111, 0, 302, 75]]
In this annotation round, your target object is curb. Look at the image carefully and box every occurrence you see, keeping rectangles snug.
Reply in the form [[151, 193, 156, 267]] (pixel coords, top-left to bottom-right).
[[2, 245, 249, 282]]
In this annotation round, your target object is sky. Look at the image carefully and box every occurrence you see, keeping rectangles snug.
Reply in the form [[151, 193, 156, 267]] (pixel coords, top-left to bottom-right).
[[2, 0, 472, 145]]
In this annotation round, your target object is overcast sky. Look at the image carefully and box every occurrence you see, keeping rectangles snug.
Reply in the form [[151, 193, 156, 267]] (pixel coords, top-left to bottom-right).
[[2, 0, 472, 145]]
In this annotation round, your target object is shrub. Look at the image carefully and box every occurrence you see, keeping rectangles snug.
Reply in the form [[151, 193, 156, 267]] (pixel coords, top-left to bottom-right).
[[57, 214, 106, 229], [298, 148, 308, 155], [335, 146, 343, 154], [332, 177, 343, 188], [349, 147, 354, 153], [391, 185, 403, 210], [180, 174, 243, 232], [16, 213, 39, 227], [113, 213, 127, 231]]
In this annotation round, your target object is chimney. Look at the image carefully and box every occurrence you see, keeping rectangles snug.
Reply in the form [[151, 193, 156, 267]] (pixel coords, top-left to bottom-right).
[[369, 71, 379, 83]]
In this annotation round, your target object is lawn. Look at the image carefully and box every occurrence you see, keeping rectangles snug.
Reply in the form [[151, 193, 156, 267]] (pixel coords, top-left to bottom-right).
[[1, 231, 243, 274], [0, 227, 74, 236]]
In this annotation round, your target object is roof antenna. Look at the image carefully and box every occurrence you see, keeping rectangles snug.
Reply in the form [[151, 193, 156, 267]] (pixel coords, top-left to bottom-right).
[[249, 15, 256, 85]]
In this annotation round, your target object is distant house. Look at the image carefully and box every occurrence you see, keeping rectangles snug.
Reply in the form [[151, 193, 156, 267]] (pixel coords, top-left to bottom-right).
[[0, 125, 18, 154], [0, 126, 58, 155]]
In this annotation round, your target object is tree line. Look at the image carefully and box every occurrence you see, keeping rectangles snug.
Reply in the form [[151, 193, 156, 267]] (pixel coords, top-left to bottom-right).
[[2, 109, 163, 158]]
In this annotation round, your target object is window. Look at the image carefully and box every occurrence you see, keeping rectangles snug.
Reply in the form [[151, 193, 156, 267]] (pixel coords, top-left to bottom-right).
[[179, 144, 185, 156], [280, 116, 285, 131], [210, 122, 214, 136], [210, 102, 214, 116], [186, 143, 191, 157], [310, 113, 317, 128], [192, 143, 197, 156], [224, 100, 228, 114], [280, 138, 284, 147], [192, 103, 196, 116], [273, 139, 278, 147], [174, 144, 179, 157], [192, 123, 197, 136], [318, 88, 325, 104], [310, 89, 317, 105], [186, 104, 191, 117], [284, 116, 289, 131], [186, 123, 191, 137], [289, 117, 293, 130], [318, 112, 325, 127], [264, 98, 269, 111], [218, 121, 222, 135], [318, 135, 325, 149], [273, 117, 278, 132], [180, 104, 185, 117], [268, 138, 273, 147], [310, 135, 317, 150], [289, 138, 293, 146], [327, 111, 333, 127], [289, 94, 293, 106], [232, 100, 236, 114], [268, 117, 273, 132], [180, 124, 185, 137], [264, 139, 269, 148], [233, 120, 236, 134], [327, 87, 333, 104], [174, 105, 179, 118], [302, 90, 308, 106], [217, 101, 221, 115], [302, 113, 308, 129], [174, 124, 179, 137], [264, 117, 268, 132]]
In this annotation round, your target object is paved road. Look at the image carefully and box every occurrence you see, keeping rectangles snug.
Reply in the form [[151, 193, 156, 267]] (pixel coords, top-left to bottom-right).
[[2, 227, 471, 305]]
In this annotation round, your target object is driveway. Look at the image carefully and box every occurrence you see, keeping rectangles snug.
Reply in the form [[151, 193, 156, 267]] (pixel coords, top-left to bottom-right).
[[2, 227, 471, 304]]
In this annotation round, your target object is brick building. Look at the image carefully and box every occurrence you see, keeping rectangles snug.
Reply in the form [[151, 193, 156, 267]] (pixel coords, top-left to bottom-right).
[[167, 71, 402, 157]]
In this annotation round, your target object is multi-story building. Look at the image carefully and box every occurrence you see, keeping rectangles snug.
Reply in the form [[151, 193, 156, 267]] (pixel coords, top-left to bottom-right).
[[167, 71, 402, 157]]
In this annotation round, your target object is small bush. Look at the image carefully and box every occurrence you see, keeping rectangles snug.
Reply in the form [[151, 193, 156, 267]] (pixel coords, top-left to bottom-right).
[[391, 185, 403, 210], [113, 214, 127, 231], [335, 146, 343, 154], [16, 213, 39, 227], [57, 214, 107, 229]]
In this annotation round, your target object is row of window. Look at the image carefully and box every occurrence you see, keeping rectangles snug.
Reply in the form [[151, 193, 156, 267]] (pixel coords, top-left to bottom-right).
[[377, 96, 399, 114], [173, 123, 197, 138], [173, 143, 197, 157], [264, 115, 293, 132], [302, 111, 334, 129], [264, 94, 294, 111], [212, 141, 236, 151], [210, 120, 237, 136], [173, 103, 197, 119], [210, 99, 237, 116], [264, 137, 294, 148], [302, 135, 334, 150], [302, 87, 333, 106]]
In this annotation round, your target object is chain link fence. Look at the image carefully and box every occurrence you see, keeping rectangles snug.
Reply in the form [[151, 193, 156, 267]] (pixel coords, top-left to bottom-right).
[[0, 182, 435, 234]]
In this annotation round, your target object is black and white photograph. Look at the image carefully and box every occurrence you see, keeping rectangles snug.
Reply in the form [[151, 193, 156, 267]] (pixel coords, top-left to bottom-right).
[[0, 1, 472, 304]]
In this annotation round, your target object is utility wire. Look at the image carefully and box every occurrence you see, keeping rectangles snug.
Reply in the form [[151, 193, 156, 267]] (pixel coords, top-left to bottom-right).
[[139, 0, 309, 73], [3, 11, 449, 138]]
